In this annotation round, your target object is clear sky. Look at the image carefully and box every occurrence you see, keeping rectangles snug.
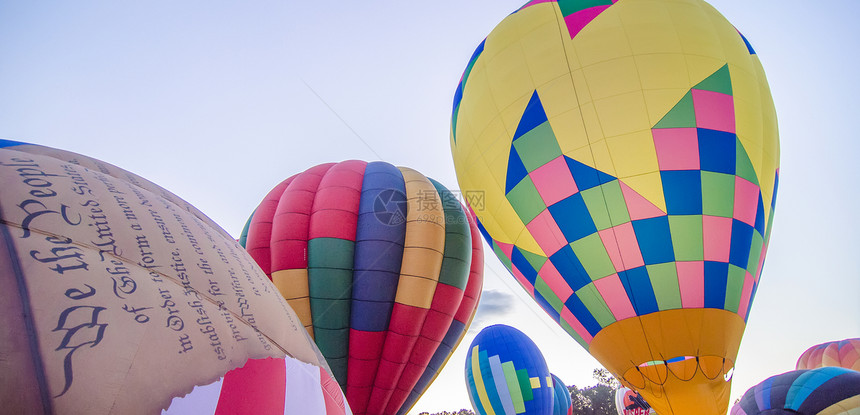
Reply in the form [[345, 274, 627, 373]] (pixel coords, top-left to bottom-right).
[[1, 1, 858, 413]]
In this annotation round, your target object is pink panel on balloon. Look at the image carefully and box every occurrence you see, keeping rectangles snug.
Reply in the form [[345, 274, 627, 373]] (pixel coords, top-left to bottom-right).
[[561, 307, 594, 344], [530, 156, 578, 206], [539, 260, 574, 302], [497, 241, 515, 262], [676, 261, 705, 308], [737, 270, 755, 318], [216, 357, 287, 415], [733, 176, 760, 226], [703, 215, 732, 262], [614, 222, 644, 270], [319, 368, 347, 415], [598, 228, 623, 271], [619, 181, 666, 220], [527, 209, 570, 256], [653, 128, 700, 171], [564, 6, 611, 38], [692, 89, 735, 133], [512, 265, 536, 295], [593, 274, 637, 321]]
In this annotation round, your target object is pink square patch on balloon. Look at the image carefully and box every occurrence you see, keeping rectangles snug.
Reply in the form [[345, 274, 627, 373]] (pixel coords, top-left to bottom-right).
[[527, 209, 569, 256], [530, 156, 578, 206], [564, 5, 611, 38], [737, 270, 755, 318], [593, 274, 637, 321], [703, 215, 732, 262], [598, 223, 644, 271], [653, 128, 700, 171], [539, 261, 574, 302], [676, 261, 705, 308], [561, 307, 594, 344], [733, 176, 760, 226], [692, 89, 735, 133]]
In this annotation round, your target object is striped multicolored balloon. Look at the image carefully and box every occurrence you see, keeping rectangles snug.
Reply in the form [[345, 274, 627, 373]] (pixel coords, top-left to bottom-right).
[[466, 324, 554, 415], [796, 338, 860, 372], [241, 160, 484, 415], [730, 367, 860, 415]]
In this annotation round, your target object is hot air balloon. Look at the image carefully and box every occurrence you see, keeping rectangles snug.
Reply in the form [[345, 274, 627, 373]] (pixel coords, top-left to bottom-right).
[[730, 367, 860, 415], [466, 324, 554, 415], [164, 356, 352, 414], [550, 373, 572, 415], [0, 140, 328, 414], [797, 338, 860, 371], [449, 1, 778, 414], [242, 160, 484, 415], [615, 387, 655, 415]]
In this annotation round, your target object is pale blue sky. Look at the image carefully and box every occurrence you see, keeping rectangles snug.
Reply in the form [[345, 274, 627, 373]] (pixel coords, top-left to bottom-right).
[[1, 1, 858, 413]]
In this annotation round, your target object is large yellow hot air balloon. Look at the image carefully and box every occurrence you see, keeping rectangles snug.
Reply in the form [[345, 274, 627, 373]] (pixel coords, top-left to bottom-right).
[[450, 1, 779, 414]]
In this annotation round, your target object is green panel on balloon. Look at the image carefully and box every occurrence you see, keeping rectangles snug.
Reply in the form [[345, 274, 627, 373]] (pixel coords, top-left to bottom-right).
[[669, 215, 703, 261], [493, 242, 513, 270], [735, 140, 759, 186], [437, 196, 471, 288], [747, 232, 764, 275], [311, 297, 351, 329], [519, 247, 549, 271], [313, 325, 349, 358], [535, 276, 564, 313], [570, 234, 615, 279], [724, 265, 746, 313], [576, 283, 616, 328], [512, 122, 563, 172], [439, 257, 470, 290], [694, 64, 732, 95], [507, 177, 547, 223], [646, 262, 682, 310], [653, 91, 696, 129], [503, 361, 526, 413], [309, 268, 354, 300], [580, 181, 630, 231], [602, 180, 631, 227], [560, 319, 589, 349], [701, 171, 735, 217], [517, 368, 534, 402], [308, 237, 355, 269], [557, 0, 613, 16]]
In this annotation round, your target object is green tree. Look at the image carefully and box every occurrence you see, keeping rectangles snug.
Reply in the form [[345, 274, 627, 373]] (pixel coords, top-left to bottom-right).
[[566, 368, 620, 415]]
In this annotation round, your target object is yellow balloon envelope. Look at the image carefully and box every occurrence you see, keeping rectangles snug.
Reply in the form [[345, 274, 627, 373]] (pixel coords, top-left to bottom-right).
[[450, 1, 779, 414]]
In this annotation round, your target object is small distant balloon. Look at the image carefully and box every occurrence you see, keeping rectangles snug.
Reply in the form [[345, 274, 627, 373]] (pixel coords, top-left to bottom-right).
[[730, 367, 860, 415], [242, 160, 484, 415], [550, 373, 572, 415], [0, 140, 328, 414], [465, 324, 554, 415], [614, 387, 655, 415], [796, 338, 860, 371]]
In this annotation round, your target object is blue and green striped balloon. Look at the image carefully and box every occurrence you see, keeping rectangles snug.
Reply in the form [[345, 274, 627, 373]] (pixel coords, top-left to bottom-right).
[[465, 325, 553, 415]]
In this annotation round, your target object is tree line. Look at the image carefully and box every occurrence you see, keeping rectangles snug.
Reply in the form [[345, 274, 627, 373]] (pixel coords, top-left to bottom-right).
[[419, 369, 621, 415]]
